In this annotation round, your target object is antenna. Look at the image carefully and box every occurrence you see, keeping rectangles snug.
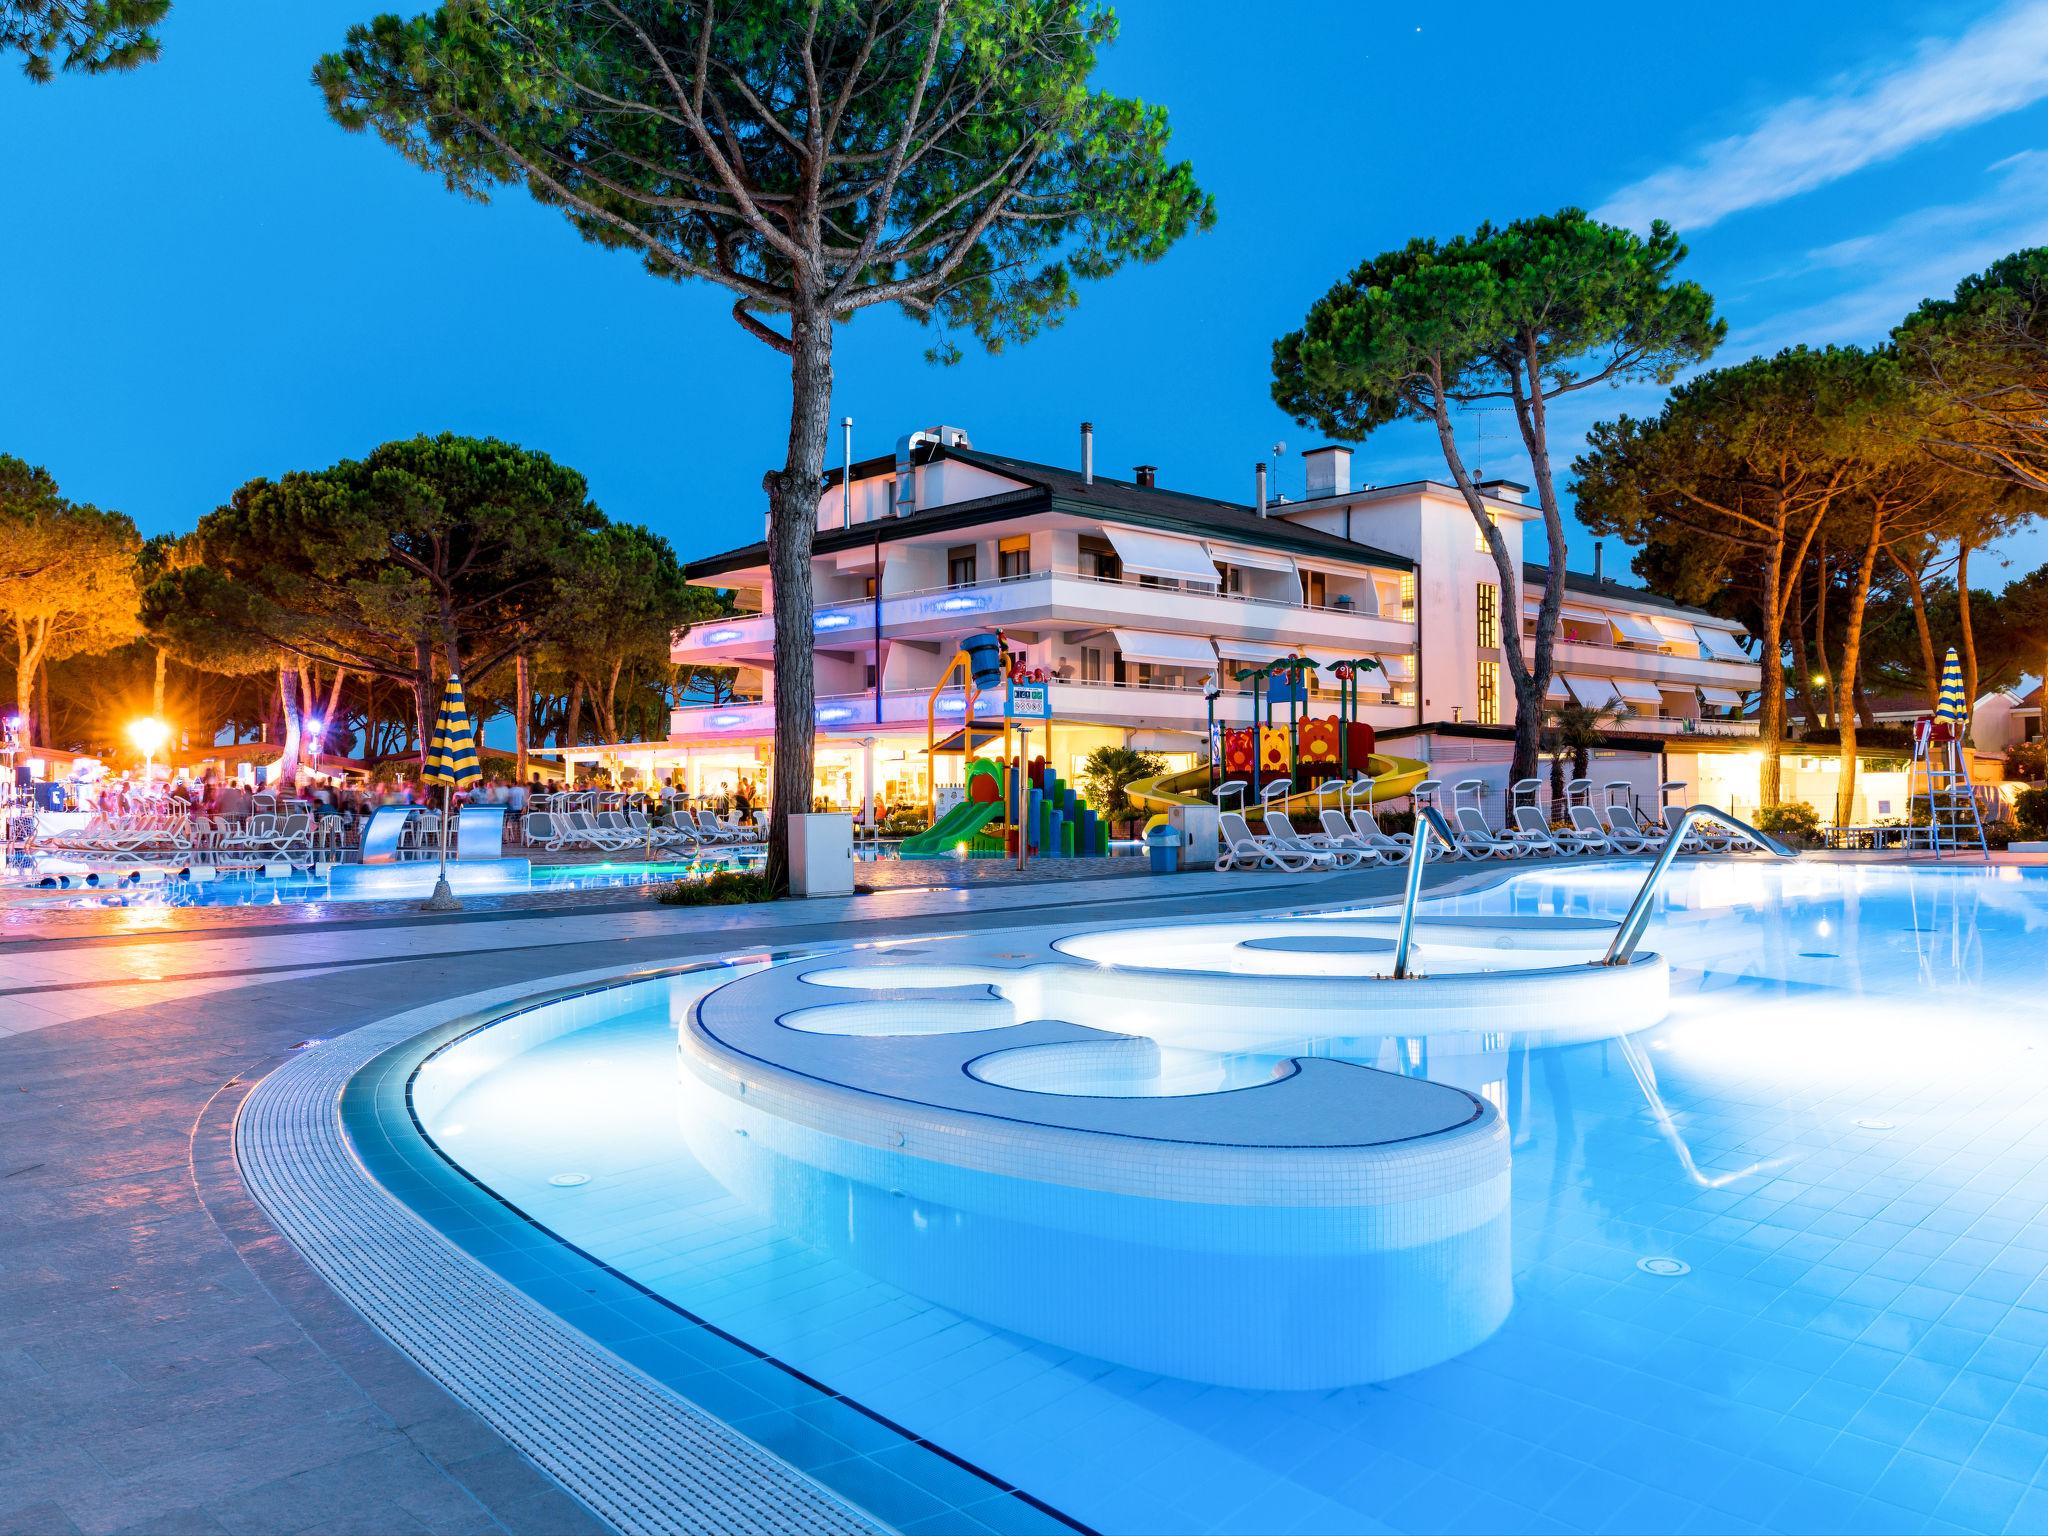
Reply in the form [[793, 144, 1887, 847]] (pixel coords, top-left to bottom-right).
[[1457, 406, 1509, 478], [1271, 440, 1287, 500]]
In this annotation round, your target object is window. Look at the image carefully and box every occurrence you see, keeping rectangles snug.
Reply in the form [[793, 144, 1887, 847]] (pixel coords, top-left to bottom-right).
[[1476, 661, 1500, 725], [1473, 511, 1501, 553], [1080, 646, 1104, 683], [997, 535, 1031, 579], [1078, 536, 1121, 581], [1476, 582, 1499, 649], [863, 575, 877, 599], [1215, 562, 1245, 595], [864, 662, 877, 689], [946, 545, 977, 588], [1300, 570, 1328, 607], [1395, 686, 1417, 708], [1399, 572, 1417, 623]]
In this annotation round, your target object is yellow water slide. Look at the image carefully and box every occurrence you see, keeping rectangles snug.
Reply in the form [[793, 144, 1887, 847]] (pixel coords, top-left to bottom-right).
[[1127, 753, 1432, 819]]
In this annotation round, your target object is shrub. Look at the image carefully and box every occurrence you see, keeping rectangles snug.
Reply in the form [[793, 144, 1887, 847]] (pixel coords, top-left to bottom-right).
[[1755, 801, 1822, 841], [2005, 740, 2046, 783], [2015, 786, 2048, 839], [1797, 724, 1917, 751], [656, 869, 772, 906]]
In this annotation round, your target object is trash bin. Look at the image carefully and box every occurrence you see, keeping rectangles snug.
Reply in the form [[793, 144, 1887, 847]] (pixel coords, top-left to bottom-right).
[[1143, 824, 1183, 874]]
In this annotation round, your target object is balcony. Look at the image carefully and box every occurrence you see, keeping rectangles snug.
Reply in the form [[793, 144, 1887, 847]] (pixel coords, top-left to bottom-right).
[[668, 678, 1410, 740], [674, 570, 1412, 664]]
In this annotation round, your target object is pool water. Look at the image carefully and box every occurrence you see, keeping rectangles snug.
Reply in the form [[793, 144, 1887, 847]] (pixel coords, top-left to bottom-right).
[[416, 864, 2048, 1534], [0, 855, 756, 908]]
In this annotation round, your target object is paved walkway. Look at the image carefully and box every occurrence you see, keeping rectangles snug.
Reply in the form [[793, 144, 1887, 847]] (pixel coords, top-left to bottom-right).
[[0, 861, 1440, 1536]]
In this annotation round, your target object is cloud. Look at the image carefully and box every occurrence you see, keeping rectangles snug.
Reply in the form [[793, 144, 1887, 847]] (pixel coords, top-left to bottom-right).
[[1597, 1, 2048, 232], [1725, 151, 2048, 353]]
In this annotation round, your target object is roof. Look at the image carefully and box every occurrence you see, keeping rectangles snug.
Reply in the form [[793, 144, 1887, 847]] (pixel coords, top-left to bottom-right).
[[684, 444, 1415, 581], [1523, 563, 1736, 627]]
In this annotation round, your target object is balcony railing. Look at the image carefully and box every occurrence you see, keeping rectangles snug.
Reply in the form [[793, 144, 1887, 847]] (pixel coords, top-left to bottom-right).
[[681, 568, 1409, 638]]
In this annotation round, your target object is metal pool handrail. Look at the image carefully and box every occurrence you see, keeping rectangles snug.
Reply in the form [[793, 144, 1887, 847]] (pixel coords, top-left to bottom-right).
[[1391, 805, 1461, 980], [1601, 805, 1797, 967]]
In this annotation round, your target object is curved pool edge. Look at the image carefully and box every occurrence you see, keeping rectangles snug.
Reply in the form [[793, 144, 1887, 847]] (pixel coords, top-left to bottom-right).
[[231, 956, 908, 1536]]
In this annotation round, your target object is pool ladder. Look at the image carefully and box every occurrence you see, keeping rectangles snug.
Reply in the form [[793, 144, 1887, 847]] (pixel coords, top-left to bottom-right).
[[1390, 804, 1796, 980]]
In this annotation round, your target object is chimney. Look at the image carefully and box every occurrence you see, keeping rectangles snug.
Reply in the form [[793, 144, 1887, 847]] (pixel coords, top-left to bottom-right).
[[1594, 541, 1604, 582], [1081, 421, 1094, 485], [1303, 445, 1351, 499], [1134, 464, 1157, 490], [1254, 462, 1268, 516]]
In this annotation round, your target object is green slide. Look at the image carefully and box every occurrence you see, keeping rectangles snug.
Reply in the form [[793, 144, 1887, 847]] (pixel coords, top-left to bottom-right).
[[899, 798, 1004, 857]]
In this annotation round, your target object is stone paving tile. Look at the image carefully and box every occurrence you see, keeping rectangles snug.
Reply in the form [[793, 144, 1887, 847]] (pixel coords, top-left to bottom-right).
[[0, 857, 1455, 1533]]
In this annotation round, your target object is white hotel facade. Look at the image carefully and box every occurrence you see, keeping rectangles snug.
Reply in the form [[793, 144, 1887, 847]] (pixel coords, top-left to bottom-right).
[[638, 425, 1763, 814]]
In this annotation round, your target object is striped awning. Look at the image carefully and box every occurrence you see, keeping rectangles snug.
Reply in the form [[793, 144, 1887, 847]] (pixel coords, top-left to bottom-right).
[[422, 674, 482, 790]]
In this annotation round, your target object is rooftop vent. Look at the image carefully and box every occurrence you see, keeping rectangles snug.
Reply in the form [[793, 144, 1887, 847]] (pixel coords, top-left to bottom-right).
[[1254, 462, 1268, 517], [1134, 464, 1157, 489], [893, 424, 971, 517], [1081, 421, 1094, 485], [1303, 445, 1352, 499]]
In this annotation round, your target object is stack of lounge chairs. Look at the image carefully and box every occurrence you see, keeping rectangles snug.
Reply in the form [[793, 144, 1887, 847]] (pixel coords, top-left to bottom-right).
[[1214, 774, 1754, 874]]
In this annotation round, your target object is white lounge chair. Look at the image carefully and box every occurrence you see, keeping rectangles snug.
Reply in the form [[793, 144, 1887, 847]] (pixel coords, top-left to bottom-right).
[[1506, 804, 1571, 857], [1599, 802, 1669, 854], [1347, 808, 1415, 863], [1452, 804, 1524, 860], [1568, 804, 1623, 854], [1316, 809, 1385, 866], [1216, 811, 1334, 872], [1270, 812, 1368, 868]]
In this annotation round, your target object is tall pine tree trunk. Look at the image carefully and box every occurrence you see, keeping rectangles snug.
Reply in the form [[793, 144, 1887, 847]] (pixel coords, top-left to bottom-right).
[[515, 651, 531, 783], [1957, 540, 1980, 731], [1759, 538, 1787, 807], [152, 647, 168, 719], [762, 305, 833, 895], [1833, 538, 1882, 828], [275, 658, 303, 791]]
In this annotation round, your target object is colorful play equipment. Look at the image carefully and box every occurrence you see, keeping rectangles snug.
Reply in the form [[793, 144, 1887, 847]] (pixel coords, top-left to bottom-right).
[[1129, 651, 1430, 819], [906, 632, 1111, 860]]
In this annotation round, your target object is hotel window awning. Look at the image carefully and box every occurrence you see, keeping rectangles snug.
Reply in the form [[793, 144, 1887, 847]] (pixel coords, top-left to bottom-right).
[[1563, 674, 1624, 709], [1546, 675, 1570, 702], [1215, 637, 1298, 665], [1207, 543, 1297, 577], [1523, 597, 1608, 624], [1373, 652, 1416, 684], [1111, 629, 1217, 669], [1698, 685, 1748, 708], [1104, 526, 1219, 584], [1607, 612, 1667, 647], [1611, 676, 1665, 707], [1651, 616, 1704, 651], [1696, 626, 1751, 663]]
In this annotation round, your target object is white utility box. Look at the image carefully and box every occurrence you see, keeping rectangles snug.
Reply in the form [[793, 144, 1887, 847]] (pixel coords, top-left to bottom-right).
[[789, 813, 855, 897], [1171, 803, 1220, 869]]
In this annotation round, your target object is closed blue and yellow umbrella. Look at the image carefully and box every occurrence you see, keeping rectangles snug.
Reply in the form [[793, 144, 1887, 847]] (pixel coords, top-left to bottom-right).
[[423, 674, 481, 791], [1935, 647, 1968, 726]]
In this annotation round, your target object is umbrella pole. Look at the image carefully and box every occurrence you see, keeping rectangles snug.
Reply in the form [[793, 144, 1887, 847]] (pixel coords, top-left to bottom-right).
[[422, 783, 461, 911]]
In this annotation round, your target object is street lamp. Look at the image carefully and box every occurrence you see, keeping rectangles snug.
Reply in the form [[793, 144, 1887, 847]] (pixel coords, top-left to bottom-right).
[[305, 715, 325, 778], [128, 717, 170, 783]]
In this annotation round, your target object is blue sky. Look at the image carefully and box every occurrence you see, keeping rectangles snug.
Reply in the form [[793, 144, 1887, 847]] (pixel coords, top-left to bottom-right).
[[6, 0, 2048, 584]]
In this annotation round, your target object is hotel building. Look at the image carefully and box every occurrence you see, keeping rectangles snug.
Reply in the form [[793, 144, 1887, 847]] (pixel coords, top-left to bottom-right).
[[599, 425, 1763, 814]]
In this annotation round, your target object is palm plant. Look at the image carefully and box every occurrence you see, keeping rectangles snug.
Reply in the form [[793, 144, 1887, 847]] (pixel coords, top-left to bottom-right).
[[1543, 699, 1631, 812]]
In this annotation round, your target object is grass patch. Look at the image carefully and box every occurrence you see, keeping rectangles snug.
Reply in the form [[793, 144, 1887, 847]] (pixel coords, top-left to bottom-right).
[[655, 869, 774, 906]]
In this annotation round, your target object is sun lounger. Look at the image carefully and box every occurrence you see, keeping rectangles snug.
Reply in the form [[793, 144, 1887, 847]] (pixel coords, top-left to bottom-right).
[[1599, 802, 1669, 854], [1270, 812, 1369, 867], [1318, 809, 1388, 866], [1452, 804, 1525, 859], [1216, 811, 1334, 872], [1567, 804, 1623, 854], [1347, 809, 1415, 862]]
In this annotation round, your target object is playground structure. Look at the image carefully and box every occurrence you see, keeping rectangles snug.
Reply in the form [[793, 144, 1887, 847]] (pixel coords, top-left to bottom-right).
[[1130, 653, 1430, 820], [905, 632, 1111, 860]]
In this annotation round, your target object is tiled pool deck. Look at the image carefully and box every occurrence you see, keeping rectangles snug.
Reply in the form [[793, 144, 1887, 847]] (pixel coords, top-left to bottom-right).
[[0, 858, 1435, 1534]]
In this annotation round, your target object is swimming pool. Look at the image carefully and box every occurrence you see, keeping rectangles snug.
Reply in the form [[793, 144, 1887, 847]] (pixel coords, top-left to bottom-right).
[[0, 854, 754, 908], [402, 863, 2048, 1533]]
